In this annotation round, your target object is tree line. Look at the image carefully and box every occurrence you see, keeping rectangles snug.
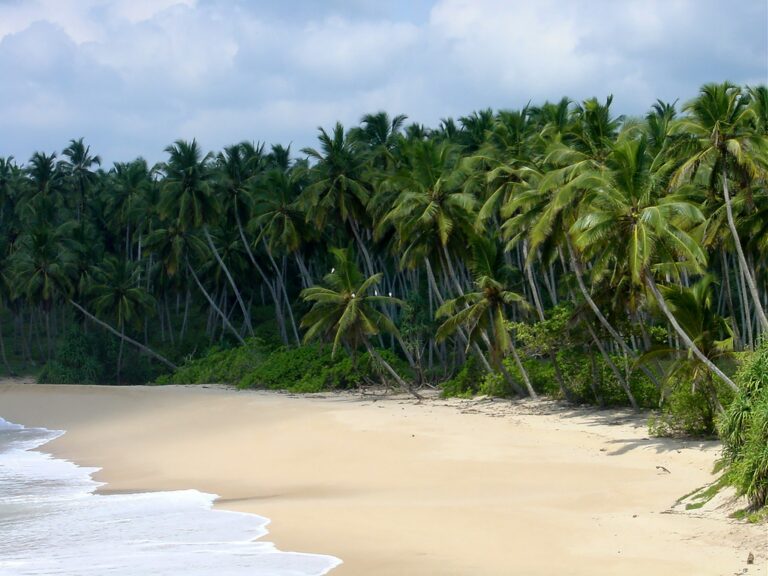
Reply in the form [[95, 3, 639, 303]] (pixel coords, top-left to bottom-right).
[[0, 82, 766, 417]]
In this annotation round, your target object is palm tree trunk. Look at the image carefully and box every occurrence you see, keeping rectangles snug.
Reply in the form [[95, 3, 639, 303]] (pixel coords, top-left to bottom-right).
[[509, 339, 537, 399], [583, 320, 638, 410], [566, 237, 662, 389], [203, 225, 254, 336], [722, 167, 768, 332], [644, 272, 737, 391], [235, 212, 293, 345], [70, 300, 178, 370], [364, 339, 421, 399], [349, 218, 375, 278], [261, 236, 301, 345], [117, 323, 125, 384], [186, 262, 246, 346]]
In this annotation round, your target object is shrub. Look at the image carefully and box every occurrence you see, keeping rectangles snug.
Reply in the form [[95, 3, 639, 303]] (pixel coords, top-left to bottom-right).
[[720, 340, 768, 510], [156, 338, 267, 385], [441, 358, 482, 398]]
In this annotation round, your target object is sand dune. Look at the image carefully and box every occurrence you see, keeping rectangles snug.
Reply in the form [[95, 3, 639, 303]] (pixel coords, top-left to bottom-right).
[[0, 381, 764, 575]]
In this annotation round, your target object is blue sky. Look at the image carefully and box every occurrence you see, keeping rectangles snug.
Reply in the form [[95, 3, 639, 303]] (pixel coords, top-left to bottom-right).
[[1, 0, 766, 165]]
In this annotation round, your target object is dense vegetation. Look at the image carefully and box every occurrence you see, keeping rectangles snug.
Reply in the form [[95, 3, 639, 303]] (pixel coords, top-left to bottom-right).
[[1, 82, 767, 443]]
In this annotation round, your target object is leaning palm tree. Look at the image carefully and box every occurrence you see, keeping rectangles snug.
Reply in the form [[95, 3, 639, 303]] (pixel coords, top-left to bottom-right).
[[300, 247, 420, 398], [673, 82, 768, 332], [572, 136, 738, 391]]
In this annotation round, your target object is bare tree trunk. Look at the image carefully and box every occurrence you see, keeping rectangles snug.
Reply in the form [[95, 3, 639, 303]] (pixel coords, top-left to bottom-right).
[[722, 167, 768, 332], [364, 339, 421, 399], [584, 320, 638, 410], [644, 272, 737, 391], [186, 262, 246, 346], [70, 301, 177, 370], [203, 225, 254, 336]]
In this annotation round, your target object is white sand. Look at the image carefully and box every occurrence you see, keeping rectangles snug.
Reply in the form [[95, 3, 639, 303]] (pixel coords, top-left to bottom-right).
[[0, 381, 764, 575]]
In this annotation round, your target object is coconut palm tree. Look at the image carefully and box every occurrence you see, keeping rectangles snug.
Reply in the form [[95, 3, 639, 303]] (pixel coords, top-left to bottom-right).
[[572, 136, 737, 391], [673, 82, 768, 332], [300, 247, 420, 398], [435, 236, 535, 397], [61, 138, 101, 222]]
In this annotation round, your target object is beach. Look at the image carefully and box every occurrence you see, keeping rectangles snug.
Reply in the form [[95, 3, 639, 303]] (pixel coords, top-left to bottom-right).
[[0, 380, 764, 575]]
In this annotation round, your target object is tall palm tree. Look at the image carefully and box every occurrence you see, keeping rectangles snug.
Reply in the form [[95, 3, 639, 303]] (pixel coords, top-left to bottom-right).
[[161, 139, 253, 335], [61, 138, 101, 222], [673, 82, 768, 332], [300, 123, 375, 276], [572, 136, 737, 391], [89, 256, 156, 381]]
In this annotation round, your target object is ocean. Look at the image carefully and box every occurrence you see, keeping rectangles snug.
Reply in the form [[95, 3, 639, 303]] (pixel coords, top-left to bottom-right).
[[0, 417, 341, 575]]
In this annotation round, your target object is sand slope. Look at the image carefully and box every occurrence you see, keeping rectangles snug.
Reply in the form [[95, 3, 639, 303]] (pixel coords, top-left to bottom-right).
[[0, 381, 765, 575]]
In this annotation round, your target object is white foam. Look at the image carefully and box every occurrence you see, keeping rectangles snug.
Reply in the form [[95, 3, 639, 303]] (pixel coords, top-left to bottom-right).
[[0, 418, 341, 575]]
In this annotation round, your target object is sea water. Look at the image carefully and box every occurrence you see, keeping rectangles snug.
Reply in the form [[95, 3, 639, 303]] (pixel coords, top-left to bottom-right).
[[0, 417, 341, 575]]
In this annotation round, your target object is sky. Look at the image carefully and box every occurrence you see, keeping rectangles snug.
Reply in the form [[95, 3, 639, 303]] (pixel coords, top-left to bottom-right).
[[0, 0, 766, 166]]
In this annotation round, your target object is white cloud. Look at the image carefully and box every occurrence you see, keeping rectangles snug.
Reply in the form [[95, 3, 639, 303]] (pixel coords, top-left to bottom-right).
[[0, 0, 764, 164]]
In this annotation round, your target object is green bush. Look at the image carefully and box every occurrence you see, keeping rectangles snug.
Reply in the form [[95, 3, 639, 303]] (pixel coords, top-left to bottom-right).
[[720, 340, 768, 511], [441, 358, 482, 398], [238, 344, 411, 393], [649, 377, 730, 437], [156, 338, 267, 385]]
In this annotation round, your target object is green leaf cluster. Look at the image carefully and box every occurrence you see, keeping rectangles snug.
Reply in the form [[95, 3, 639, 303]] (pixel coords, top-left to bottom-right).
[[720, 340, 768, 510]]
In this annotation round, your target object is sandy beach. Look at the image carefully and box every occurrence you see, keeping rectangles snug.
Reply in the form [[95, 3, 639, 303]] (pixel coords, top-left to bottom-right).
[[0, 380, 764, 575]]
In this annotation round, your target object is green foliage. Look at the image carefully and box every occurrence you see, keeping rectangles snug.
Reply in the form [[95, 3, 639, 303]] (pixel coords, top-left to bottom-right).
[[39, 326, 156, 384], [649, 377, 729, 437], [441, 357, 482, 398], [720, 340, 768, 510], [238, 344, 411, 393], [156, 338, 267, 385]]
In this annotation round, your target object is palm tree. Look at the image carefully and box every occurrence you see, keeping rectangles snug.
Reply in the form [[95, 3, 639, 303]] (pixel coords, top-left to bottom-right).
[[61, 138, 101, 222], [161, 139, 253, 336], [641, 275, 733, 429], [300, 123, 375, 276], [300, 247, 420, 398], [572, 136, 738, 391], [673, 82, 768, 332], [435, 237, 535, 397]]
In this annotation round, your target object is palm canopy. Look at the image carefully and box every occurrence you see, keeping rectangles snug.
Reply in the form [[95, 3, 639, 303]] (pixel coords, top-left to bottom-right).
[[571, 135, 706, 287], [300, 247, 401, 356], [377, 139, 475, 267], [89, 257, 155, 330], [159, 139, 217, 231]]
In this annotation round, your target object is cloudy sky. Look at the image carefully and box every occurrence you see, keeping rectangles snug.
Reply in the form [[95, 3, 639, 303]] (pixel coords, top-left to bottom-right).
[[1, 0, 766, 165]]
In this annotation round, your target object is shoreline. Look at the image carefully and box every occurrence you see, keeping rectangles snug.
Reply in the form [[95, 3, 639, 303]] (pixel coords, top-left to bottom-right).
[[0, 381, 765, 575]]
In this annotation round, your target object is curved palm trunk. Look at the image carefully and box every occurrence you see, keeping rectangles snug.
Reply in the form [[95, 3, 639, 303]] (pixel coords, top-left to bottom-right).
[[644, 272, 737, 392], [364, 339, 422, 399], [721, 167, 768, 333], [117, 323, 125, 384], [349, 218, 375, 278], [70, 300, 177, 370], [509, 340, 537, 399], [584, 319, 638, 410], [566, 237, 662, 389], [234, 212, 292, 345], [203, 225, 254, 336], [186, 262, 246, 346], [260, 235, 301, 346]]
